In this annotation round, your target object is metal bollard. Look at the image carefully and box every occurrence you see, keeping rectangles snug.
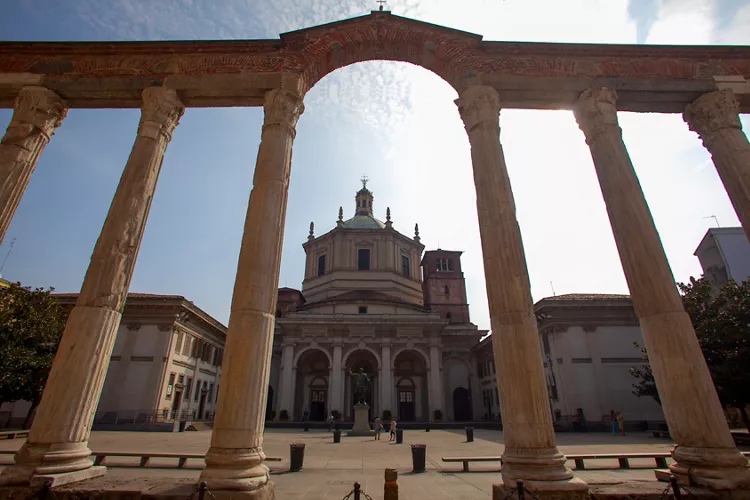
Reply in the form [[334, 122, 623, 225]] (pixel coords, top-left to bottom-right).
[[384, 468, 398, 500], [198, 481, 208, 500], [354, 482, 361, 500], [669, 475, 682, 500], [517, 480, 525, 500]]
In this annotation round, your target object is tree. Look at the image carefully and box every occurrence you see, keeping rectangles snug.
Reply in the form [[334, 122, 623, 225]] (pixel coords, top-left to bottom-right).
[[628, 342, 660, 405], [629, 276, 750, 431], [0, 283, 67, 428]]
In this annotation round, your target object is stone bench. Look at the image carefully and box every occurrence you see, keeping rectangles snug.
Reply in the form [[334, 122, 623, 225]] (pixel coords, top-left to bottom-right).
[[92, 452, 283, 469], [441, 456, 503, 472], [566, 453, 671, 470], [0, 430, 29, 440]]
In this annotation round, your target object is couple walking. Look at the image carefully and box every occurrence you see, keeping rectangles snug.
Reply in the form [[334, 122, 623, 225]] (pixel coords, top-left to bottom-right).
[[610, 410, 625, 435], [374, 416, 397, 441]]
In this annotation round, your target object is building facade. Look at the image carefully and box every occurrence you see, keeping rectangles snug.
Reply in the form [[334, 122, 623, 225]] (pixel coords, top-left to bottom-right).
[[694, 227, 750, 286], [267, 182, 487, 422], [473, 294, 666, 430]]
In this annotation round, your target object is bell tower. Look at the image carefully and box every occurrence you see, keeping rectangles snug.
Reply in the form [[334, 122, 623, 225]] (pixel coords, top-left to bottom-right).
[[421, 250, 470, 323]]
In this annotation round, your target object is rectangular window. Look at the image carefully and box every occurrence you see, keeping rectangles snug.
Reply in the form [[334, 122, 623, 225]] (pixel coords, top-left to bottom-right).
[[185, 378, 192, 400], [166, 373, 175, 399], [182, 336, 192, 356], [194, 380, 201, 401], [401, 255, 410, 277], [358, 306, 367, 314], [317, 254, 326, 277], [208, 383, 214, 403], [358, 249, 370, 270], [436, 258, 454, 272], [174, 331, 184, 353]]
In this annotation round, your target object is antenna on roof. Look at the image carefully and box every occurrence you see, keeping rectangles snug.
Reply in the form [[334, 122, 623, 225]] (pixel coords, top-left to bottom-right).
[[0, 237, 16, 275], [703, 215, 720, 228], [550, 281, 556, 297]]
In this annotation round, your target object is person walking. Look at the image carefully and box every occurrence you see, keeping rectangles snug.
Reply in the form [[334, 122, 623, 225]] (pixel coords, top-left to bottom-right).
[[302, 408, 309, 422], [610, 410, 619, 435], [374, 416, 382, 441], [389, 417, 397, 442], [616, 411, 625, 436], [327, 413, 334, 431]]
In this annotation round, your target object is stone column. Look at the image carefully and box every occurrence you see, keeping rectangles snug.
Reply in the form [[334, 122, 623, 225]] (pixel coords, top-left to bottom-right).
[[455, 85, 585, 492], [380, 344, 392, 416], [684, 89, 750, 242], [330, 343, 343, 414], [574, 87, 750, 490], [0, 87, 183, 487], [428, 344, 443, 420], [277, 343, 295, 419], [200, 89, 304, 492], [0, 86, 67, 245]]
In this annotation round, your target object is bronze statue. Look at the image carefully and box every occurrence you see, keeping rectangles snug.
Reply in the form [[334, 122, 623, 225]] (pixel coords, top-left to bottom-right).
[[348, 367, 371, 405]]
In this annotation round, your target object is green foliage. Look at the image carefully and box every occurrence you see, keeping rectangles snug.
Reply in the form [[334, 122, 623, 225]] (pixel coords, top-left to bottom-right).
[[433, 409, 443, 421], [279, 409, 289, 420], [629, 342, 660, 405], [629, 277, 750, 429], [331, 409, 341, 420], [0, 283, 67, 409]]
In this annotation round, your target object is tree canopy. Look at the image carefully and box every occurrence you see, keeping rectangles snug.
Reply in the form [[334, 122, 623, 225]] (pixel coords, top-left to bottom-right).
[[630, 276, 750, 429], [0, 283, 67, 419]]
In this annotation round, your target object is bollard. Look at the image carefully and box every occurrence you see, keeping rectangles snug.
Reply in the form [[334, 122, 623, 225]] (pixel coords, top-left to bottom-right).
[[669, 475, 682, 500], [290, 443, 306, 472], [197, 481, 208, 500], [517, 480, 525, 500], [384, 468, 398, 500], [333, 429, 341, 443], [425, 422, 430, 432], [395, 428, 403, 444], [411, 444, 426, 473], [38, 481, 52, 500], [354, 482, 361, 500], [465, 426, 474, 442]]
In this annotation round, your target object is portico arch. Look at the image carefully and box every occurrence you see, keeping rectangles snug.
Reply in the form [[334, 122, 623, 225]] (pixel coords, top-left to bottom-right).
[[343, 349, 380, 420], [391, 346, 430, 369], [294, 349, 330, 421], [392, 350, 429, 421]]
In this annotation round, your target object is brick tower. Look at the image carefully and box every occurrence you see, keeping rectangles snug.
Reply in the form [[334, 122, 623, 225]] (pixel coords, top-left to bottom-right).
[[421, 250, 470, 323]]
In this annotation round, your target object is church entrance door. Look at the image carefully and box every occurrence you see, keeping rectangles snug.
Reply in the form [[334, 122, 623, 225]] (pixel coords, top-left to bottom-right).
[[453, 387, 472, 421], [310, 389, 326, 421], [399, 390, 415, 421]]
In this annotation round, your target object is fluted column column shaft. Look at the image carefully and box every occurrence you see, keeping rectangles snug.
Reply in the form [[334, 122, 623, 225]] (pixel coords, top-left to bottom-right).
[[380, 344, 392, 417], [201, 89, 303, 492], [684, 89, 750, 242], [428, 345, 443, 419], [574, 88, 749, 490], [455, 86, 579, 488], [330, 344, 343, 413], [0, 86, 67, 245], [2, 87, 183, 486], [277, 344, 295, 419]]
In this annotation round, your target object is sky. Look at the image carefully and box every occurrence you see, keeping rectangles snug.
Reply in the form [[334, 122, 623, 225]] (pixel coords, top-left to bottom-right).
[[0, 0, 749, 332]]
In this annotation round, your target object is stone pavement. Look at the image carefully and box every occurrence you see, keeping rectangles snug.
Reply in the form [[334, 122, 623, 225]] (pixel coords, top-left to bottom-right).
[[0, 429, 699, 500]]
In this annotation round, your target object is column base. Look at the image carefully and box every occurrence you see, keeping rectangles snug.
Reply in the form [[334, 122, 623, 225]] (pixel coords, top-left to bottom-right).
[[666, 445, 750, 490], [493, 477, 589, 500], [0, 442, 97, 486], [501, 447, 584, 484], [200, 446, 271, 492]]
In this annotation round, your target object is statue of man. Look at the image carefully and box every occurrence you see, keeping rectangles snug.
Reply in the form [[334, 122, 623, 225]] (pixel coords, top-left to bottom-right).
[[348, 367, 371, 405]]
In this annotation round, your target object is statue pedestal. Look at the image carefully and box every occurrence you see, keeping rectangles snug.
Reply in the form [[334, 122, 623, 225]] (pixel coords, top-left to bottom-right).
[[347, 404, 374, 437]]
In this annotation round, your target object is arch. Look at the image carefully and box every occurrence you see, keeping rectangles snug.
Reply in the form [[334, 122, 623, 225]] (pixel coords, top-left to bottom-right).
[[284, 14, 478, 92], [391, 346, 430, 369], [443, 354, 474, 374], [342, 346, 381, 369], [452, 387, 472, 421], [293, 346, 332, 367]]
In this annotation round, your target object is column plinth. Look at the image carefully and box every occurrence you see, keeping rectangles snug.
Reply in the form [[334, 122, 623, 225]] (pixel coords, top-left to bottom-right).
[[684, 89, 750, 243], [0, 87, 184, 487], [200, 89, 303, 495], [455, 85, 586, 493], [0, 86, 67, 245], [574, 87, 750, 491]]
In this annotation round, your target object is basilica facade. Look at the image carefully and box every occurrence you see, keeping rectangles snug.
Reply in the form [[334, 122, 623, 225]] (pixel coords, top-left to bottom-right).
[[266, 182, 487, 422]]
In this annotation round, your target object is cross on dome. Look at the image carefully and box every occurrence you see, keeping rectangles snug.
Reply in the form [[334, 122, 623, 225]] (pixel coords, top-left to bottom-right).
[[361, 175, 369, 189]]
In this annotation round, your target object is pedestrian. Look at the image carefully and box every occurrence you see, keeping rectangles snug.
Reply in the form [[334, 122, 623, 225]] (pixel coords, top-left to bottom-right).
[[327, 413, 334, 431], [389, 417, 397, 442], [302, 408, 309, 422], [374, 416, 382, 440], [616, 411, 625, 436], [610, 410, 619, 435]]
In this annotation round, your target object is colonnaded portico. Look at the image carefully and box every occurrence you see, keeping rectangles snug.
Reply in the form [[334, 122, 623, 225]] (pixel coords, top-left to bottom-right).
[[1, 8, 750, 499]]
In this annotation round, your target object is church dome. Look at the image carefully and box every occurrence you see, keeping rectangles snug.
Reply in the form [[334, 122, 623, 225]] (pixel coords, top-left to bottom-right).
[[342, 214, 386, 229]]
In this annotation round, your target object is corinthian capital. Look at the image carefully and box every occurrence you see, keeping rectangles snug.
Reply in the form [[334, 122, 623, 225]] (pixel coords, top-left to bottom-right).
[[2, 86, 68, 145], [573, 88, 619, 144], [138, 87, 184, 141], [455, 86, 501, 133], [683, 89, 742, 139], [263, 89, 305, 135]]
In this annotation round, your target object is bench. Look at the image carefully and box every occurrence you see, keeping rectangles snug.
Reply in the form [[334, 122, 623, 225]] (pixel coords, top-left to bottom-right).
[[0, 430, 29, 440], [441, 456, 503, 472], [650, 430, 671, 439], [566, 453, 671, 470], [92, 452, 283, 469]]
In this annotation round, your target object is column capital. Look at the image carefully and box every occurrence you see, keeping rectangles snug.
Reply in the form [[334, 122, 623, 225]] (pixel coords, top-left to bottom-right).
[[138, 87, 184, 141], [683, 88, 742, 139], [573, 87, 619, 144], [263, 89, 305, 136], [4, 86, 67, 144], [455, 85, 501, 133]]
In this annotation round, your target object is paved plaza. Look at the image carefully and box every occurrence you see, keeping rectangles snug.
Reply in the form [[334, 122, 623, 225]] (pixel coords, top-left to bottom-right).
[[0, 429, 706, 500]]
